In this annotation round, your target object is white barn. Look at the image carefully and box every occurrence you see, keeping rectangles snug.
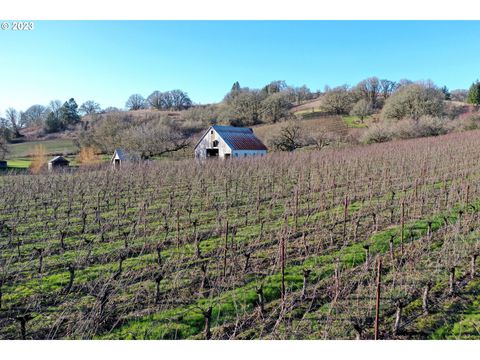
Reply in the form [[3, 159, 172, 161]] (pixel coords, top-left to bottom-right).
[[194, 125, 268, 159]]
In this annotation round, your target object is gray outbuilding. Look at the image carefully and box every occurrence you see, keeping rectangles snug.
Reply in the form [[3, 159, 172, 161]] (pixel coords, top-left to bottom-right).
[[111, 149, 128, 169], [48, 156, 70, 171]]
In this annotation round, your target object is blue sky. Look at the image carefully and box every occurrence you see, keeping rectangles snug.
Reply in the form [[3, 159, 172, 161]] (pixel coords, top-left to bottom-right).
[[1, 21, 480, 112]]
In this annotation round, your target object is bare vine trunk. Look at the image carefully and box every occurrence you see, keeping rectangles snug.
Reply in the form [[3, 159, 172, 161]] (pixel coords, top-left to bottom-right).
[[422, 284, 430, 314], [393, 305, 403, 336]]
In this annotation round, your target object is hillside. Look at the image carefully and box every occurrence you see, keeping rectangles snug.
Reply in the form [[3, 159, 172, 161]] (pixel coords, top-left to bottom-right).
[[4, 94, 472, 170], [253, 115, 350, 143], [1, 131, 479, 339], [290, 97, 324, 114]]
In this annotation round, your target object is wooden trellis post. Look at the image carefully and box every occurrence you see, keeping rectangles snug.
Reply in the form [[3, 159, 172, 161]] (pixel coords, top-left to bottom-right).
[[223, 220, 229, 278], [374, 257, 382, 340]]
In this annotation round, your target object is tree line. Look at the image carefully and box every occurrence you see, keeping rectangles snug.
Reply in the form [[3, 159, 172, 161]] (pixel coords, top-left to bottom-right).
[[1, 77, 478, 162], [0, 89, 194, 140], [264, 77, 477, 152]]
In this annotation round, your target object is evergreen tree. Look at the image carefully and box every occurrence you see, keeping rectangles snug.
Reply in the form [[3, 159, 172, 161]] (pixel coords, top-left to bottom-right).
[[441, 86, 451, 100], [44, 112, 63, 133], [231, 81, 241, 92], [59, 98, 81, 127], [467, 81, 480, 105]]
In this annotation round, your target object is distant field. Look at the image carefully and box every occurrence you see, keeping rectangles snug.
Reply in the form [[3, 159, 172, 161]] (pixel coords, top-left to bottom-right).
[[6, 139, 78, 159], [290, 97, 323, 114]]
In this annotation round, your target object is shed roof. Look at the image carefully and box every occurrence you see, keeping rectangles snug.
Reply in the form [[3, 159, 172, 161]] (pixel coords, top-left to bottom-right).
[[48, 156, 69, 164], [112, 149, 127, 161], [198, 125, 268, 151]]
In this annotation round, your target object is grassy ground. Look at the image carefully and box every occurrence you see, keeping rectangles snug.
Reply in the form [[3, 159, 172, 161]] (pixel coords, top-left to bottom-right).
[[4, 139, 83, 169], [253, 116, 350, 143], [4, 156, 78, 169], [7, 139, 78, 159], [342, 116, 369, 128], [5, 158, 32, 168], [290, 98, 323, 114], [294, 108, 324, 117]]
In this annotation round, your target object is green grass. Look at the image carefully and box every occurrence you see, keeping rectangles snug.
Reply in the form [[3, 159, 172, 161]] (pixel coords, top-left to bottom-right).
[[6, 139, 78, 159], [101, 196, 475, 339], [342, 116, 369, 128], [426, 279, 480, 339], [5, 156, 78, 169], [4, 158, 31, 168], [3, 138, 90, 169]]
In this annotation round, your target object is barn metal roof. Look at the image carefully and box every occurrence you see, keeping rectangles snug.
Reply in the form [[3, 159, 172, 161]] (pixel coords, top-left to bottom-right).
[[210, 125, 268, 151]]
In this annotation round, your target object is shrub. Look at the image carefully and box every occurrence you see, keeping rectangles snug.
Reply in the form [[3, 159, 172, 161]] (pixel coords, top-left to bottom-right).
[[414, 116, 450, 137], [29, 145, 47, 174], [77, 146, 100, 166], [361, 123, 393, 144], [443, 101, 471, 120], [390, 119, 418, 139], [390, 117, 449, 140], [363, 116, 451, 144], [454, 112, 480, 131]]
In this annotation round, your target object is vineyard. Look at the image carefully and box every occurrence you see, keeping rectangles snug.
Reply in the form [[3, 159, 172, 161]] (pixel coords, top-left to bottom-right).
[[1, 131, 480, 340]]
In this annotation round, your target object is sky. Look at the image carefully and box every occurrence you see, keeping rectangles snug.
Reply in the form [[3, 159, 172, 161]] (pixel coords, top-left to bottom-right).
[[1, 20, 480, 113]]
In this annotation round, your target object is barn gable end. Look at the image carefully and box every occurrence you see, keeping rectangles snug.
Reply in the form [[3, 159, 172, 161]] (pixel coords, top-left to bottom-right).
[[194, 125, 267, 160]]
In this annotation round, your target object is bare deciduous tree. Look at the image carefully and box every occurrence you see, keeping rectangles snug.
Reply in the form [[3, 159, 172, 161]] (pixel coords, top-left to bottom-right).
[[5, 108, 21, 137], [267, 121, 305, 151], [356, 77, 381, 108], [79, 100, 102, 116], [350, 99, 373, 122], [125, 94, 146, 111], [21, 105, 48, 126]]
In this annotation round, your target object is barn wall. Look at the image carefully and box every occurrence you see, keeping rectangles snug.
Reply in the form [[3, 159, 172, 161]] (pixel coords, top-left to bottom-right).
[[194, 128, 232, 159], [232, 150, 267, 158]]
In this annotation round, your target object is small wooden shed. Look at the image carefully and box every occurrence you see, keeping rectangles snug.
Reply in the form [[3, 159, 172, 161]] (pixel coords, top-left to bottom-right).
[[111, 149, 127, 169], [48, 156, 70, 171], [0, 160, 7, 169]]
